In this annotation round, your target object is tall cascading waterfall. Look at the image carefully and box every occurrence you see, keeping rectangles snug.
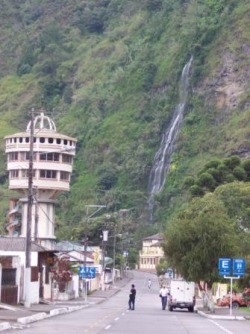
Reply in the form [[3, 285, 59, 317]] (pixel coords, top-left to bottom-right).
[[147, 56, 193, 222]]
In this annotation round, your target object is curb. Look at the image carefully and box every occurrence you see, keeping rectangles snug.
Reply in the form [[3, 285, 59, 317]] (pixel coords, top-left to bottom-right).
[[0, 323, 11, 332], [197, 310, 246, 321], [16, 305, 88, 325]]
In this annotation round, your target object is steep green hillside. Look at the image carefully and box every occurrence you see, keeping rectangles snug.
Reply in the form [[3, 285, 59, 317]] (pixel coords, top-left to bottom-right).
[[0, 0, 249, 243]]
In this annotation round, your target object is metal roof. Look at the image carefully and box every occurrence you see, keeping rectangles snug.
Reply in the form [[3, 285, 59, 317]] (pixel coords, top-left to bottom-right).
[[0, 236, 48, 252], [143, 233, 164, 241]]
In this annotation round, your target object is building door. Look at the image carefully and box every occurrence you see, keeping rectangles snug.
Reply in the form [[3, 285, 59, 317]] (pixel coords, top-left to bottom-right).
[[1, 268, 18, 304]]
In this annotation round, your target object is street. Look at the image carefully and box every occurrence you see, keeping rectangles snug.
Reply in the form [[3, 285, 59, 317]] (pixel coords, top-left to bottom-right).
[[7, 271, 249, 334]]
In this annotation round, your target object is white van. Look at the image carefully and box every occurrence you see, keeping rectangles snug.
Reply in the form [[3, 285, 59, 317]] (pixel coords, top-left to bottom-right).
[[168, 280, 195, 312]]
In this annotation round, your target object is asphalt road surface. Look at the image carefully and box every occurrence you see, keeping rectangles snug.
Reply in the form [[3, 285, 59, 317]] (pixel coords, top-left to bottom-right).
[[7, 271, 249, 334]]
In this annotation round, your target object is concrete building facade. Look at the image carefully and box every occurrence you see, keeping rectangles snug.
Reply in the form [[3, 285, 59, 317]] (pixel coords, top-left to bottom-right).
[[138, 233, 165, 272], [4, 112, 77, 250]]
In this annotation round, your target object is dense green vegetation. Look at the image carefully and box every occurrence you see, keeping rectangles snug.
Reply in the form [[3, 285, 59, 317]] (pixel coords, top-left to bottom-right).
[[0, 0, 249, 273], [164, 182, 250, 287]]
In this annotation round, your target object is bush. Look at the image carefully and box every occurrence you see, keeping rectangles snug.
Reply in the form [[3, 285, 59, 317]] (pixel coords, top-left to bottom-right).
[[204, 159, 221, 170], [197, 172, 216, 190], [17, 64, 32, 76], [223, 156, 241, 170], [190, 185, 204, 196], [183, 176, 195, 188], [233, 167, 247, 181], [206, 168, 221, 183], [242, 158, 250, 176], [145, 0, 163, 11], [17, 43, 37, 76], [97, 168, 118, 190]]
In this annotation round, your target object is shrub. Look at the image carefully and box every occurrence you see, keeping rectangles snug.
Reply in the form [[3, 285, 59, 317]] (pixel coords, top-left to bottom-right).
[[242, 158, 250, 178], [233, 167, 247, 181], [197, 172, 216, 190], [97, 168, 118, 190], [17, 64, 32, 76], [183, 176, 195, 188], [145, 0, 163, 11], [223, 156, 241, 170], [190, 185, 204, 196]]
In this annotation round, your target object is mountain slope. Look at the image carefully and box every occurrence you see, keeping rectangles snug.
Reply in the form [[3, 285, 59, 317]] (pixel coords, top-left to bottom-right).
[[0, 0, 249, 240]]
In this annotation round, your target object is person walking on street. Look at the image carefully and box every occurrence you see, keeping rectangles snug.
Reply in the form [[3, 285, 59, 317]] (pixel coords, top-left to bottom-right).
[[148, 279, 152, 289], [128, 284, 136, 310], [159, 285, 169, 310]]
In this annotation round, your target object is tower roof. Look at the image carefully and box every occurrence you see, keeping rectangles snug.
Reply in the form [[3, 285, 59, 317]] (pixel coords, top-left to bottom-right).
[[27, 112, 56, 133]]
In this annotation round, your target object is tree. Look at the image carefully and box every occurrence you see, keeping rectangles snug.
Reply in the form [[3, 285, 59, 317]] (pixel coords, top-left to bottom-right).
[[197, 172, 216, 190], [214, 182, 250, 256], [223, 156, 241, 170], [164, 193, 239, 288], [156, 258, 169, 276], [233, 166, 247, 181], [51, 254, 72, 292], [190, 184, 204, 196], [242, 158, 250, 179]]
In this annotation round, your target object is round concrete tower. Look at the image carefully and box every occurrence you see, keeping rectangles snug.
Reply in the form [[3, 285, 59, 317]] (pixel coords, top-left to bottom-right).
[[5, 112, 77, 249]]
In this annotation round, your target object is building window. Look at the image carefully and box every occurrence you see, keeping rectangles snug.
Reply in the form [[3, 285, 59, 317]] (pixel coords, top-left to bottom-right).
[[40, 170, 57, 179], [2, 268, 16, 285], [40, 137, 45, 143], [60, 171, 70, 181], [62, 154, 72, 164], [31, 267, 39, 282], [56, 138, 61, 144], [64, 139, 67, 145], [48, 138, 54, 144], [21, 169, 36, 178], [9, 152, 18, 161], [10, 170, 19, 178], [40, 153, 59, 162], [19, 138, 23, 143], [20, 152, 30, 161], [25, 137, 29, 143]]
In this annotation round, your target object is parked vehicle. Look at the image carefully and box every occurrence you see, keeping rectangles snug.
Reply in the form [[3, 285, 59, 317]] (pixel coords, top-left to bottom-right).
[[217, 293, 250, 309], [168, 280, 196, 312]]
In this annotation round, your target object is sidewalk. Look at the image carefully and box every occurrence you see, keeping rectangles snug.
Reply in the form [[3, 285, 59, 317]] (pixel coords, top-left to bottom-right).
[[195, 299, 250, 320], [0, 275, 132, 331]]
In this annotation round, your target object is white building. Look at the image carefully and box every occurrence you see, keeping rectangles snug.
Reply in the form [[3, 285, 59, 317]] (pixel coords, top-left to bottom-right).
[[2, 112, 77, 305], [4, 112, 77, 250], [0, 236, 53, 304], [138, 233, 165, 272]]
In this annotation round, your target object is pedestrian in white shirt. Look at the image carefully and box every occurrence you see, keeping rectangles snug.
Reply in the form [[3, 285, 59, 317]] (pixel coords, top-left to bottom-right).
[[159, 285, 169, 310]]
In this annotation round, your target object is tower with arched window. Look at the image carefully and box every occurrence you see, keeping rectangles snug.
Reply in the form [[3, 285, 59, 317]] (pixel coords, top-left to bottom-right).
[[4, 112, 77, 249]]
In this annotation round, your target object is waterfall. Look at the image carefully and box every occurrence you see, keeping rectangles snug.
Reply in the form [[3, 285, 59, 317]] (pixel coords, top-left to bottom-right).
[[147, 57, 193, 221]]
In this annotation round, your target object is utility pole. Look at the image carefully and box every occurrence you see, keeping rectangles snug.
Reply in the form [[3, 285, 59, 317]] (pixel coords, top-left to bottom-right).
[[101, 230, 108, 290], [84, 205, 106, 294], [83, 234, 88, 303], [24, 108, 34, 308], [34, 187, 39, 241]]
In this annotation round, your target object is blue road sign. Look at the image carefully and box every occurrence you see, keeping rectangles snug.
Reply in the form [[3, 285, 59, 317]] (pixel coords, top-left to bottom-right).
[[233, 258, 246, 276], [218, 258, 231, 276], [78, 266, 96, 279], [166, 268, 173, 278]]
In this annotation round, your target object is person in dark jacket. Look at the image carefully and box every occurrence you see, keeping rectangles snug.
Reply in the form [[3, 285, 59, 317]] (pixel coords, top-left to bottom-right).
[[128, 284, 136, 310]]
